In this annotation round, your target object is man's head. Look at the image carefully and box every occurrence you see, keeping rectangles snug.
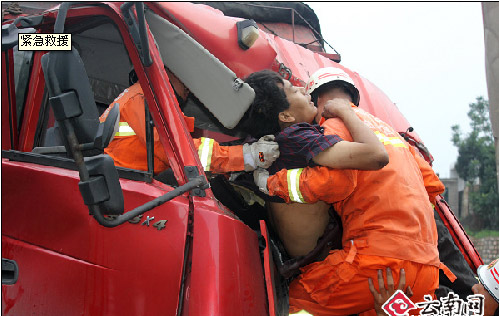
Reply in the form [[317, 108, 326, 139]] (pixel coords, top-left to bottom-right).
[[165, 67, 190, 107], [129, 67, 190, 107], [238, 70, 317, 138]]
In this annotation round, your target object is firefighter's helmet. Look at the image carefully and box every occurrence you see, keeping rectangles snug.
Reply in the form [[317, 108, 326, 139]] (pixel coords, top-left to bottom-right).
[[477, 258, 499, 302], [306, 67, 360, 106]]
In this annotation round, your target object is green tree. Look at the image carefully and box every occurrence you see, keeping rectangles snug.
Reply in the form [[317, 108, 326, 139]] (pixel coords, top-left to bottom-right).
[[451, 96, 499, 230]]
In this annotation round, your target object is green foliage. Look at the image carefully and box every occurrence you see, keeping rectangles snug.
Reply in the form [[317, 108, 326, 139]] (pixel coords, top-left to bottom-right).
[[451, 97, 499, 230], [464, 229, 499, 239]]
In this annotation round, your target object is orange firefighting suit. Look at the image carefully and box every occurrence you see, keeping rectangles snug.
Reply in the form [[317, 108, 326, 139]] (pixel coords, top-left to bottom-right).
[[100, 83, 244, 174], [267, 105, 452, 316]]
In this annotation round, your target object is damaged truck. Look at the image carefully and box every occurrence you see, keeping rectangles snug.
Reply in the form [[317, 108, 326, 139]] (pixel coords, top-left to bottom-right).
[[1, 2, 482, 315]]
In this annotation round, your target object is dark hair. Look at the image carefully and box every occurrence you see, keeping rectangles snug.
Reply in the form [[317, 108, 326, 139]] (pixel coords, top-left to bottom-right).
[[310, 81, 355, 107], [237, 70, 290, 138]]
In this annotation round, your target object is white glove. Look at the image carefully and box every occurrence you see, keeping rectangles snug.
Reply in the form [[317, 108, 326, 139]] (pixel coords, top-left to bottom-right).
[[253, 167, 270, 194], [243, 135, 280, 171]]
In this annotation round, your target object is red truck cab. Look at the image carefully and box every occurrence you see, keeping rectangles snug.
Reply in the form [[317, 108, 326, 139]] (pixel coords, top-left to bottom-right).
[[2, 3, 271, 315]]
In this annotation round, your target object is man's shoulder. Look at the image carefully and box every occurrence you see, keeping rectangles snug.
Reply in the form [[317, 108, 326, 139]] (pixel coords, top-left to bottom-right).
[[352, 107, 400, 137], [321, 117, 348, 132], [114, 82, 144, 103], [126, 82, 144, 97], [278, 123, 323, 139], [320, 117, 352, 141], [286, 122, 322, 131]]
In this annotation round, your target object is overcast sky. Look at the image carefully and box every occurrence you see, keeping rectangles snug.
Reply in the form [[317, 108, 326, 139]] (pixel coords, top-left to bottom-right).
[[306, 2, 488, 178]]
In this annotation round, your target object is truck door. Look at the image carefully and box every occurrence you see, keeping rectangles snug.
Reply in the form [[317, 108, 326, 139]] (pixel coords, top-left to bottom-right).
[[2, 11, 190, 316], [1, 44, 33, 150]]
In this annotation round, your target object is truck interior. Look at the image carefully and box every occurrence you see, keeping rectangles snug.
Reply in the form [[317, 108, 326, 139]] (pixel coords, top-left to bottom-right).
[[35, 13, 251, 158], [28, 12, 264, 198]]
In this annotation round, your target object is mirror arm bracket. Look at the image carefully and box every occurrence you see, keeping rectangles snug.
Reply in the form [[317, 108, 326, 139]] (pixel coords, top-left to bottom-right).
[[184, 166, 208, 197], [91, 175, 208, 227]]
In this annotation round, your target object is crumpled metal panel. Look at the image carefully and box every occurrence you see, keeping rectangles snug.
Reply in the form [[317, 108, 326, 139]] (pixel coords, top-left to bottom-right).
[[154, 2, 420, 141]]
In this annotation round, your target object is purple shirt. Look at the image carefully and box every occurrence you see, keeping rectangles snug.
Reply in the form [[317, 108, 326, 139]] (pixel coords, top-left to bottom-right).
[[268, 123, 343, 175]]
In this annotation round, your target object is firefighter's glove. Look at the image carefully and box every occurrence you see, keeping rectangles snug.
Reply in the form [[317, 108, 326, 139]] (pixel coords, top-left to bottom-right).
[[253, 168, 270, 195], [243, 135, 280, 171]]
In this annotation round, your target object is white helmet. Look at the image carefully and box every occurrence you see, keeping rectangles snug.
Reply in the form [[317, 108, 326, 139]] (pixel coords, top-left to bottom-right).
[[477, 258, 499, 302], [306, 67, 360, 106]]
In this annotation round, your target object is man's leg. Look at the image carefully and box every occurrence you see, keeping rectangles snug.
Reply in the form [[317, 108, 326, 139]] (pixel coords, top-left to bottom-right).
[[289, 250, 439, 316]]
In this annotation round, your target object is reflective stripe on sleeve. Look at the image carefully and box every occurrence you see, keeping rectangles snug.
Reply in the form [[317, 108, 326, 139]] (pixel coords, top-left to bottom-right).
[[375, 131, 408, 148], [287, 168, 305, 203], [115, 122, 136, 136], [198, 137, 214, 171]]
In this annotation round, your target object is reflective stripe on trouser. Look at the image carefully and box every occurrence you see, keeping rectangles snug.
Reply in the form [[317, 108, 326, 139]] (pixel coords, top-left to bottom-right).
[[115, 122, 136, 136], [198, 137, 214, 171], [287, 168, 305, 203]]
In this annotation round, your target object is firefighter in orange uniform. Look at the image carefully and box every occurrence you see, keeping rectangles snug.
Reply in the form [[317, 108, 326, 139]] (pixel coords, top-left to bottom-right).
[[251, 67, 454, 316], [100, 69, 279, 175]]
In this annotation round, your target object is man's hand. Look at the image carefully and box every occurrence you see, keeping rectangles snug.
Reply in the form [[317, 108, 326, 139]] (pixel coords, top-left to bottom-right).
[[243, 135, 280, 171], [321, 98, 355, 119], [368, 268, 413, 316], [253, 168, 270, 194], [472, 283, 499, 316]]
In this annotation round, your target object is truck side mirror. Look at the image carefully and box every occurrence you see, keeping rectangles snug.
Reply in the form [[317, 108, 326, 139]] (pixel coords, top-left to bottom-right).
[[42, 49, 102, 155], [79, 155, 124, 215], [41, 48, 124, 216], [41, 49, 120, 155]]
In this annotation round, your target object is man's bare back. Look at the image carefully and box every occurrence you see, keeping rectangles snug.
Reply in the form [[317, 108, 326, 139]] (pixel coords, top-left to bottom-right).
[[268, 201, 331, 258]]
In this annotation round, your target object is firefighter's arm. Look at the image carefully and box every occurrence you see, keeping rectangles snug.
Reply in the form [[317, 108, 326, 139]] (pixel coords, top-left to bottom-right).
[[408, 144, 445, 204], [192, 135, 279, 173], [266, 166, 357, 204], [192, 138, 244, 173]]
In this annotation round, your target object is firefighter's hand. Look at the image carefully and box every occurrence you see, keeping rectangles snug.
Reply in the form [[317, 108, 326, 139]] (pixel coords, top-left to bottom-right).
[[368, 268, 413, 316], [243, 135, 280, 171], [253, 168, 270, 194], [322, 98, 354, 119]]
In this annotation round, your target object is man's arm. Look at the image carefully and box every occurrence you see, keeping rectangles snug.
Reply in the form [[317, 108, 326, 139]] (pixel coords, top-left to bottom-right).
[[472, 283, 499, 316], [313, 99, 389, 170]]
